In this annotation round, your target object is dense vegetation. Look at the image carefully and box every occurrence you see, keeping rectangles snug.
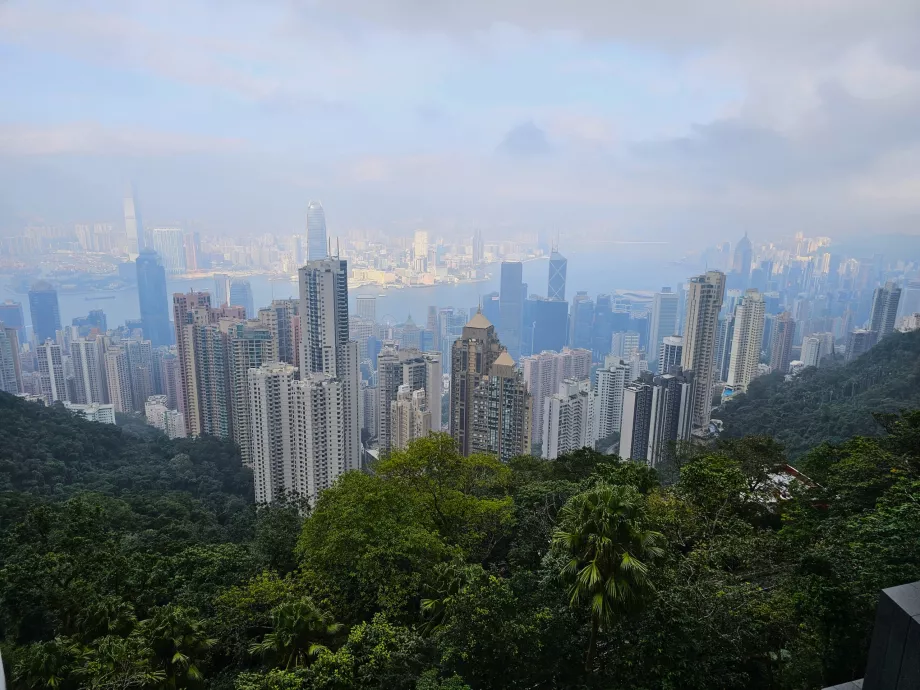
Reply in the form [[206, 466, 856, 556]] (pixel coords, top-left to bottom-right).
[[2, 390, 920, 689], [719, 328, 920, 458]]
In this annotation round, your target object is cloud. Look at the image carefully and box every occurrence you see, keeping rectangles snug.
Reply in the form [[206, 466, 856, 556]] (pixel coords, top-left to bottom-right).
[[496, 121, 552, 158]]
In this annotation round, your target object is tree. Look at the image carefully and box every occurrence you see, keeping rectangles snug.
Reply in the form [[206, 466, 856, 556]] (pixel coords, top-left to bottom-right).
[[11, 637, 80, 690], [136, 605, 215, 688], [552, 484, 664, 668], [249, 598, 342, 670], [75, 634, 165, 690]]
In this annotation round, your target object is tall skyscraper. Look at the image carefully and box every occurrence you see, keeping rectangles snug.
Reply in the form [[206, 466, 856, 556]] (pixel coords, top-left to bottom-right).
[[472, 229, 484, 264], [259, 299, 299, 368], [173, 291, 212, 435], [0, 301, 25, 345], [595, 359, 630, 440], [714, 314, 736, 382], [356, 295, 377, 322], [522, 296, 568, 355], [248, 362, 299, 504], [136, 249, 172, 347], [648, 288, 679, 373], [413, 230, 429, 271], [28, 282, 62, 345], [0, 324, 22, 394], [214, 274, 231, 307], [647, 369, 694, 467], [71, 337, 108, 404], [521, 348, 590, 446], [145, 395, 187, 439], [659, 335, 683, 374], [681, 270, 726, 430], [769, 312, 797, 374], [469, 351, 531, 462], [846, 329, 877, 363], [377, 346, 441, 453], [619, 383, 652, 461], [306, 201, 328, 261], [298, 258, 361, 474], [547, 248, 567, 301], [391, 385, 432, 451], [150, 228, 188, 274], [499, 262, 524, 360], [726, 289, 765, 394], [229, 279, 255, 319], [228, 321, 276, 466], [542, 378, 596, 459], [869, 281, 902, 340], [37, 340, 67, 405], [732, 233, 753, 282], [450, 310, 503, 455], [611, 331, 640, 358], [569, 293, 594, 351], [124, 183, 142, 257], [802, 332, 834, 368]]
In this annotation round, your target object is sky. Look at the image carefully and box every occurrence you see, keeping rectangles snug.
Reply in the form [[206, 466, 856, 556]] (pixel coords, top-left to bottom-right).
[[1, 0, 919, 247]]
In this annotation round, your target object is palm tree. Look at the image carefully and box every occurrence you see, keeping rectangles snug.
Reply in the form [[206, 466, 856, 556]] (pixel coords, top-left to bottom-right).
[[11, 637, 80, 689], [420, 559, 489, 633], [552, 484, 664, 669], [136, 605, 215, 689], [249, 598, 343, 670]]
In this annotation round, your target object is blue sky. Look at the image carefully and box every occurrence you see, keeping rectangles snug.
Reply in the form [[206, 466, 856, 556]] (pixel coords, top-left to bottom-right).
[[1, 0, 919, 246]]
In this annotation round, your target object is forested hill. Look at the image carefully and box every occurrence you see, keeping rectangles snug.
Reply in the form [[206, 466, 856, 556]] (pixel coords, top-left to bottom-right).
[[718, 328, 920, 459], [2, 392, 920, 690]]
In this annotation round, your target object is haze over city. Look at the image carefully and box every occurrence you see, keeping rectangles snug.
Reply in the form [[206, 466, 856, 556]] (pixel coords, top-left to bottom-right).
[[2, 0, 920, 244]]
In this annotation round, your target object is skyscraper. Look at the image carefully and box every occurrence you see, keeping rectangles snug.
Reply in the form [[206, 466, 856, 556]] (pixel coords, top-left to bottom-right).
[[124, 183, 142, 256], [658, 335, 684, 374], [522, 296, 568, 355], [259, 299, 299, 368], [569, 292, 594, 351], [846, 329, 877, 363], [356, 295, 377, 322], [521, 348, 592, 446], [469, 351, 531, 462], [595, 359, 630, 441], [769, 312, 797, 374], [869, 281, 902, 340], [248, 362, 299, 504], [0, 301, 25, 344], [391, 385, 432, 451], [647, 369, 694, 467], [71, 337, 108, 405], [306, 201, 328, 261], [214, 274, 231, 307], [714, 314, 736, 382], [648, 288, 679, 373], [105, 347, 133, 413], [732, 233, 753, 282], [136, 249, 172, 347], [681, 270, 726, 430], [542, 378, 596, 459], [499, 262, 524, 360], [547, 248, 567, 301], [619, 383, 652, 461], [228, 321, 276, 466], [37, 340, 67, 405], [450, 310, 503, 455], [173, 291, 212, 435], [0, 324, 22, 394], [229, 279, 255, 319], [377, 346, 442, 454], [298, 258, 361, 474], [726, 289, 765, 394], [150, 228, 188, 274], [28, 281, 62, 345]]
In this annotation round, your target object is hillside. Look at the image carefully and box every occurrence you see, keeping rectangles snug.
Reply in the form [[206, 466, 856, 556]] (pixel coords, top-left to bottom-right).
[[1, 393, 919, 689], [718, 328, 920, 459]]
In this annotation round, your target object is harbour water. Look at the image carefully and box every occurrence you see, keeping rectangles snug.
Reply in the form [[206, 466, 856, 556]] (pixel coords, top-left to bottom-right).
[[1, 247, 700, 331]]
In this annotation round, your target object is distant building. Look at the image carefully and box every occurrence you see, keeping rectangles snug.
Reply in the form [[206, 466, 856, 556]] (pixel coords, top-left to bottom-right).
[[63, 402, 116, 425], [726, 289, 765, 394], [648, 288, 679, 373], [450, 310, 503, 456], [144, 395, 187, 439], [259, 299, 300, 368], [611, 331, 640, 358], [647, 369, 694, 467], [846, 329, 877, 363], [28, 282, 62, 345], [0, 324, 22, 394], [150, 228, 187, 274], [104, 347, 134, 413], [469, 351, 531, 462], [521, 348, 591, 445], [377, 346, 441, 454], [391, 385, 432, 450], [229, 279, 255, 319], [802, 333, 834, 368], [769, 312, 797, 374], [499, 262, 524, 360], [37, 340, 67, 405], [306, 200, 328, 261], [71, 337, 108, 405], [681, 271, 726, 430], [542, 378, 596, 460], [355, 295, 377, 322], [0, 300, 26, 344], [659, 335, 683, 375], [869, 281, 902, 340], [731, 233, 752, 283], [569, 292, 595, 350], [595, 358, 630, 441], [547, 248, 567, 301], [619, 383, 653, 461], [228, 321, 276, 466], [213, 274, 231, 307]]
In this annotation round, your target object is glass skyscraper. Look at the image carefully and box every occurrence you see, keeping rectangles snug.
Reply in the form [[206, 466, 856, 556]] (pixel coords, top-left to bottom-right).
[[136, 249, 172, 346], [499, 261, 524, 360], [28, 281, 62, 344], [229, 279, 255, 319], [306, 200, 328, 261], [547, 249, 567, 301]]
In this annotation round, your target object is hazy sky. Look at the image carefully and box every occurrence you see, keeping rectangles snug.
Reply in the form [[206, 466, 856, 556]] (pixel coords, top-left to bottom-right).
[[1, 0, 919, 246]]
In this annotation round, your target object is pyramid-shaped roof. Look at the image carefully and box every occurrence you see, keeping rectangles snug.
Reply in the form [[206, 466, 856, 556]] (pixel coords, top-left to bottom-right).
[[465, 311, 492, 329]]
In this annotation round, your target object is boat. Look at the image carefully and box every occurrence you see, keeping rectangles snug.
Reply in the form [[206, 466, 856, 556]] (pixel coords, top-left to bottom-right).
[[85, 295, 117, 301]]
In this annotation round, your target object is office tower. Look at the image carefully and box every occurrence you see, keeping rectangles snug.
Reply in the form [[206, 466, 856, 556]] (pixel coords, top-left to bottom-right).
[[611, 331, 640, 358], [658, 335, 684, 375], [569, 293, 594, 350], [472, 229, 484, 264], [298, 258, 361, 474], [499, 262, 524, 360], [229, 279, 255, 319], [183, 230, 200, 272], [228, 321, 276, 465], [542, 378, 596, 460], [145, 395, 187, 439], [732, 233, 753, 282], [413, 230, 429, 267], [681, 271, 726, 430], [249, 362, 299, 504], [647, 369, 694, 467], [135, 249, 172, 347], [150, 228, 188, 274], [391, 385, 432, 451], [589, 294, 613, 360], [0, 324, 22, 394], [769, 312, 796, 374], [468, 351, 531, 462], [523, 296, 568, 354], [349, 316, 376, 366], [259, 299, 299, 368], [619, 384, 653, 461], [306, 200, 328, 261], [124, 183, 142, 256], [400, 315, 421, 350], [869, 281, 902, 339], [355, 295, 377, 322], [595, 359, 629, 440], [70, 337, 107, 404], [0, 301, 26, 344], [482, 291, 501, 327], [37, 340, 67, 405], [726, 289, 765, 394], [103, 348, 133, 413], [376, 347, 441, 454], [846, 329, 877, 363], [714, 315, 736, 382], [28, 282, 62, 345], [214, 273, 231, 307], [548, 247, 567, 301], [450, 310, 503, 455], [648, 288, 679, 373]]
